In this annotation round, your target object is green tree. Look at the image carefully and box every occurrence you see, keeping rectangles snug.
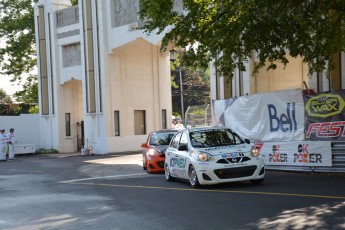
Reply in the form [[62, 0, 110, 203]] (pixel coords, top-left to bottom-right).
[[0, 0, 78, 82], [0, 88, 21, 115], [182, 68, 210, 107], [28, 104, 39, 114], [0, 88, 12, 103], [171, 59, 210, 118], [0, 0, 36, 81], [13, 74, 38, 103], [139, 0, 345, 77], [0, 0, 79, 110]]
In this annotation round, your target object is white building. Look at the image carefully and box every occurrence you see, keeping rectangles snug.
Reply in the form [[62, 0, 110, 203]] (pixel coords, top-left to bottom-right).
[[34, 0, 173, 154]]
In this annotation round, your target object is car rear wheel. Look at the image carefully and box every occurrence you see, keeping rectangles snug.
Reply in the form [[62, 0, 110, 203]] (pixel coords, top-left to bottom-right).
[[165, 163, 173, 181], [189, 165, 200, 188], [142, 155, 147, 170], [250, 178, 264, 185]]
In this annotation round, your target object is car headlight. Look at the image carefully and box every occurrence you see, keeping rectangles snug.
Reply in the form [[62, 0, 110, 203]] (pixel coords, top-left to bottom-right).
[[198, 152, 214, 161], [148, 149, 160, 156], [251, 146, 259, 157]]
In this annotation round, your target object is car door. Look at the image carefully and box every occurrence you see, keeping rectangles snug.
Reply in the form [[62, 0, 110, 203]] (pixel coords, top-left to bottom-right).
[[174, 131, 190, 180], [165, 132, 182, 178]]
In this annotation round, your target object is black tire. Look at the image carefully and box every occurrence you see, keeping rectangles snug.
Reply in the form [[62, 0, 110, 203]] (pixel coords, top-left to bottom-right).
[[250, 178, 264, 185], [189, 165, 200, 188], [165, 163, 173, 181]]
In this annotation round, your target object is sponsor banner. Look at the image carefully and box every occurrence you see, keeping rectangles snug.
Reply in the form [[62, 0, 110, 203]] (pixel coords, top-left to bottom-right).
[[260, 141, 332, 166], [212, 89, 305, 142], [304, 90, 345, 141], [212, 97, 238, 126]]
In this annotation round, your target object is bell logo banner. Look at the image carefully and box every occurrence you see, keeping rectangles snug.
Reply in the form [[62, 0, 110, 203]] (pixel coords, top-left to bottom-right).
[[268, 102, 297, 132], [213, 89, 305, 142]]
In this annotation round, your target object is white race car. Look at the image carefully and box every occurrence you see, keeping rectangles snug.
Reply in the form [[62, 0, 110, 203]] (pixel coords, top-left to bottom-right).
[[164, 126, 265, 188]]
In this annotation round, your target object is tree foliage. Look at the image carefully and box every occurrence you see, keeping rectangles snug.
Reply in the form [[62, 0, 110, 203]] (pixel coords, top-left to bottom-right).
[[0, 88, 12, 103], [0, 88, 19, 115], [0, 103, 21, 115], [0, 0, 78, 82], [171, 61, 210, 118], [13, 74, 38, 103], [182, 67, 210, 106], [139, 0, 345, 77], [0, 87, 37, 115], [0, 0, 36, 81]]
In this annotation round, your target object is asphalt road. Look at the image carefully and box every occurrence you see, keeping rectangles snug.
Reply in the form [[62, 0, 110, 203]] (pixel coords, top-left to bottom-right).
[[0, 153, 344, 230]]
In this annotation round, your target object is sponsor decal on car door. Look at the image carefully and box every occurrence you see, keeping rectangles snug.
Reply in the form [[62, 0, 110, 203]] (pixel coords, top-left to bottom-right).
[[170, 154, 187, 178], [171, 132, 190, 179]]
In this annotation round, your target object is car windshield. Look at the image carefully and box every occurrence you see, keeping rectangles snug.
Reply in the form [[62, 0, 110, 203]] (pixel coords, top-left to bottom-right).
[[189, 129, 244, 147], [150, 133, 176, 146]]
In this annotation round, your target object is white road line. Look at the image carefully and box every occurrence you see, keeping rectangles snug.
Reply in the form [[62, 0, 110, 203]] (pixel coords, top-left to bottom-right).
[[59, 173, 150, 183]]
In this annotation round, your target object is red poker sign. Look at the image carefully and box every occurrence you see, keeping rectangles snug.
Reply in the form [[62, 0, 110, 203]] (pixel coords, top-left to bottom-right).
[[304, 90, 345, 140]]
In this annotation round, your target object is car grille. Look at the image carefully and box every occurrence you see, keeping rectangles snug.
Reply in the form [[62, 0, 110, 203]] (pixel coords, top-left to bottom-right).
[[216, 157, 251, 164], [214, 165, 257, 179]]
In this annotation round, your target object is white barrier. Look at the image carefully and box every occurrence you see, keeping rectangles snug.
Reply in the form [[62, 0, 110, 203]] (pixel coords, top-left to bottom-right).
[[15, 144, 36, 155]]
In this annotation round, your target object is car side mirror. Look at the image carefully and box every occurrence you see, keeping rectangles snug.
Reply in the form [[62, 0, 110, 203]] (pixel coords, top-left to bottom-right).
[[244, 139, 250, 144], [141, 143, 147, 148], [178, 144, 188, 151]]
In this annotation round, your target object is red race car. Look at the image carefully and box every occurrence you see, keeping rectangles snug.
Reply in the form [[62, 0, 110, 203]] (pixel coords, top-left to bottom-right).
[[141, 129, 178, 173]]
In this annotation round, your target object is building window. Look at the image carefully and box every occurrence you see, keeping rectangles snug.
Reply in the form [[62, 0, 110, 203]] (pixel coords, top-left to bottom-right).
[[162, 109, 167, 129], [65, 113, 71, 136], [134, 110, 146, 135], [114, 111, 120, 136]]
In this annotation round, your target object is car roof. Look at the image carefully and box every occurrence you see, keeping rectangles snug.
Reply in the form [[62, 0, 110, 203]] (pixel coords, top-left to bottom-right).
[[151, 129, 179, 134], [185, 126, 229, 132]]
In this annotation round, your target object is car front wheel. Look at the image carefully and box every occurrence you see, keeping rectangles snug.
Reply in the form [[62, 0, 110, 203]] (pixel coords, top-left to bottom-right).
[[189, 165, 200, 188], [165, 163, 173, 181]]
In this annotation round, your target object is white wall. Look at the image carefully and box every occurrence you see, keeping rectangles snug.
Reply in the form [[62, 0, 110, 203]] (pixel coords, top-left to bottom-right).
[[0, 114, 40, 148]]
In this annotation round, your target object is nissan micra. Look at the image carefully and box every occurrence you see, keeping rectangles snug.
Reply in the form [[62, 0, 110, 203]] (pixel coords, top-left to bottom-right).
[[164, 126, 265, 188], [141, 129, 178, 173]]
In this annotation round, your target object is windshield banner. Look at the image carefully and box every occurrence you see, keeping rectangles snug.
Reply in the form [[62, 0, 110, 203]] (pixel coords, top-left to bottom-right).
[[304, 90, 345, 141], [258, 141, 332, 166], [212, 89, 305, 142]]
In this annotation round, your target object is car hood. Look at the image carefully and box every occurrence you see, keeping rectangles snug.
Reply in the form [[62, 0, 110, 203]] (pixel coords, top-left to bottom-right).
[[195, 144, 252, 156]]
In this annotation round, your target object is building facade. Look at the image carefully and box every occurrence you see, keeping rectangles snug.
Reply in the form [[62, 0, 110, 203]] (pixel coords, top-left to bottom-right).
[[210, 53, 345, 100], [34, 0, 173, 154]]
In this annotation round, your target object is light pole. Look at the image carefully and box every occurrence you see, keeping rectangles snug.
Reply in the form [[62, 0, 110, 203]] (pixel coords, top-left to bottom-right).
[[170, 48, 185, 126]]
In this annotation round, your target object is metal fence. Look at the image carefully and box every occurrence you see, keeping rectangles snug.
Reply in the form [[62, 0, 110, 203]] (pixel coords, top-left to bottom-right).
[[185, 104, 212, 127], [266, 141, 345, 173]]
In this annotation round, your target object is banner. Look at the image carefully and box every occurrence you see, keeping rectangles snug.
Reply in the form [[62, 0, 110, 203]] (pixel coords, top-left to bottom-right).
[[304, 90, 345, 141], [258, 141, 332, 166], [212, 89, 305, 142]]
